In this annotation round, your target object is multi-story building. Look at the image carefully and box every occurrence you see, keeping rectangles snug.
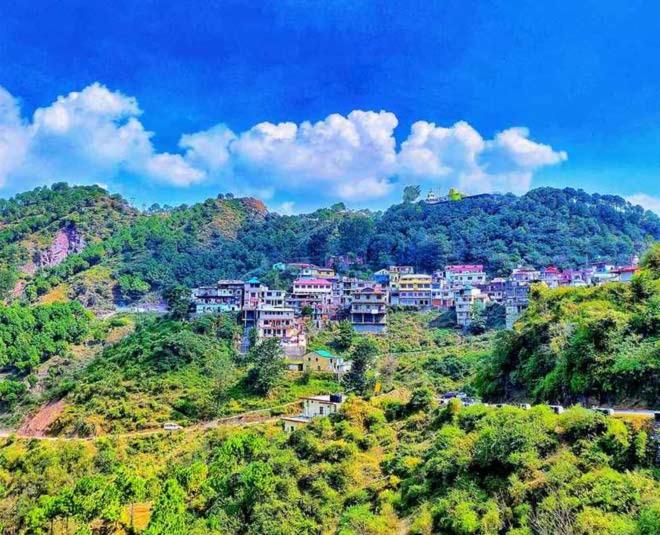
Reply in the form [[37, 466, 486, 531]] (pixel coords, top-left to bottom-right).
[[445, 265, 487, 287], [289, 278, 333, 318], [256, 306, 306, 356], [191, 279, 244, 314], [511, 267, 541, 283], [350, 285, 388, 334], [371, 269, 390, 287], [504, 281, 530, 329], [388, 265, 414, 291], [432, 280, 455, 309], [540, 266, 561, 288], [479, 278, 507, 304], [455, 286, 488, 327], [397, 274, 433, 309], [300, 265, 335, 279]]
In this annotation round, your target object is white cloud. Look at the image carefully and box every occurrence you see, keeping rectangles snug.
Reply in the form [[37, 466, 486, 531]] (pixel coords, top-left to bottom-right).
[[626, 193, 660, 214], [0, 87, 30, 187], [227, 110, 398, 200], [398, 121, 567, 194], [274, 201, 296, 215], [0, 82, 567, 200]]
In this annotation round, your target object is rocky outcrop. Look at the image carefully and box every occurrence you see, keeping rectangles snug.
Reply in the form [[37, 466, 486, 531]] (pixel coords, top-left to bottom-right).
[[37, 225, 86, 268]]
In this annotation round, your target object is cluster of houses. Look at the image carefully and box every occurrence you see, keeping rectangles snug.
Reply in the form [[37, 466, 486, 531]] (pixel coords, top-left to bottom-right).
[[192, 258, 640, 354]]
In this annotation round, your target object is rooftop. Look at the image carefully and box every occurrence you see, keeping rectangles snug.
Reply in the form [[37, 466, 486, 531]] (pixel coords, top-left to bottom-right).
[[294, 278, 332, 285], [446, 264, 484, 272]]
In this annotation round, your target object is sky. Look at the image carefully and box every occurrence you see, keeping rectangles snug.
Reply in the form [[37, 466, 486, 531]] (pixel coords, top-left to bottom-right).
[[1, 0, 660, 213]]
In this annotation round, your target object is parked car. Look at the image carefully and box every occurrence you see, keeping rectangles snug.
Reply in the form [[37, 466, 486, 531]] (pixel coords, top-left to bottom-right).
[[163, 422, 182, 431], [549, 405, 564, 414]]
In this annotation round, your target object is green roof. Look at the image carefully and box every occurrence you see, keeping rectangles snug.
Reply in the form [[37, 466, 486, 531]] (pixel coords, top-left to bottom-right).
[[311, 349, 337, 359]]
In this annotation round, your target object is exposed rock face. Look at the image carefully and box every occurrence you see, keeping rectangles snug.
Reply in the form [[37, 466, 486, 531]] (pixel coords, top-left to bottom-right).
[[37, 225, 86, 268]]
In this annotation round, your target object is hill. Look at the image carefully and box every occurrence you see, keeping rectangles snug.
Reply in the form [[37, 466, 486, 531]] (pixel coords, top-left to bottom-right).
[[477, 244, 660, 406], [0, 183, 658, 309]]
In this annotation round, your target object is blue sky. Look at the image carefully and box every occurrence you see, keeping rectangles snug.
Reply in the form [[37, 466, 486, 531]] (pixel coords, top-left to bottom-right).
[[1, 0, 660, 213]]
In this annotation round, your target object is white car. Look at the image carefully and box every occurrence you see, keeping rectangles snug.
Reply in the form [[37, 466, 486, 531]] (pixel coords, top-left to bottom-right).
[[163, 422, 183, 431]]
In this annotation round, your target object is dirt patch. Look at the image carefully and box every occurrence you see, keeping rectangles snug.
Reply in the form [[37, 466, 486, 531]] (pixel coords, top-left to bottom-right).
[[19, 399, 66, 437]]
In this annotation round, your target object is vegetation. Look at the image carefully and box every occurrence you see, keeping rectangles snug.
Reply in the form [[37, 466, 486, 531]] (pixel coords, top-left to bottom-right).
[[392, 403, 658, 535], [0, 184, 657, 306], [477, 244, 660, 405]]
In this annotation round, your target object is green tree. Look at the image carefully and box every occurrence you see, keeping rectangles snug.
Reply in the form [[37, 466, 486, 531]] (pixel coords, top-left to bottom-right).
[[246, 338, 286, 395], [403, 185, 421, 203], [144, 478, 187, 535], [342, 338, 378, 396], [163, 285, 191, 320], [335, 320, 354, 351]]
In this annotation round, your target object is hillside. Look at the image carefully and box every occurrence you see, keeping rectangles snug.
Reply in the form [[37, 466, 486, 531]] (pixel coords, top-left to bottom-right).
[[477, 244, 660, 406], [0, 183, 658, 309]]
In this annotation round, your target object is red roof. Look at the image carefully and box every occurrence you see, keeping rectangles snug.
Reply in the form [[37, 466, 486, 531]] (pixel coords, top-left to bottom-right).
[[446, 264, 484, 272], [543, 266, 560, 273], [612, 266, 638, 274], [294, 278, 332, 286]]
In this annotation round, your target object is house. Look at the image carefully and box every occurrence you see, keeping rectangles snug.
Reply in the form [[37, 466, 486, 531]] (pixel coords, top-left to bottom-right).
[[191, 279, 244, 314], [540, 266, 561, 288], [397, 274, 433, 309], [371, 269, 390, 286], [504, 281, 530, 329], [282, 393, 344, 432], [350, 285, 388, 334], [303, 349, 350, 375], [256, 306, 306, 357], [511, 267, 541, 283], [612, 266, 638, 283], [289, 278, 333, 319], [455, 286, 488, 327], [432, 280, 455, 309], [445, 265, 487, 287], [301, 265, 335, 279], [479, 278, 506, 304]]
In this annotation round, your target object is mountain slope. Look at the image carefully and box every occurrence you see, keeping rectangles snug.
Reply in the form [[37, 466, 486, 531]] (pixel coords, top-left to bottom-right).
[[1, 184, 658, 309]]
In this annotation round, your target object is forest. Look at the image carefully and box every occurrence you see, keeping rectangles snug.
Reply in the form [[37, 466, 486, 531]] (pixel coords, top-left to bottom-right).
[[0, 183, 657, 306]]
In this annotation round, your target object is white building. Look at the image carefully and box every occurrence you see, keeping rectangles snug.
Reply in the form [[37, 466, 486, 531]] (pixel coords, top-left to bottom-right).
[[282, 394, 344, 432], [445, 265, 487, 287], [455, 286, 488, 327]]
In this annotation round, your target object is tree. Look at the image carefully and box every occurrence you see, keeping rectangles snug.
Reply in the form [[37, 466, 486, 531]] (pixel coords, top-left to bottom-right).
[[448, 187, 463, 201], [403, 185, 421, 203], [163, 285, 191, 320], [144, 478, 187, 535], [246, 338, 286, 394], [335, 320, 354, 351], [342, 338, 378, 396]]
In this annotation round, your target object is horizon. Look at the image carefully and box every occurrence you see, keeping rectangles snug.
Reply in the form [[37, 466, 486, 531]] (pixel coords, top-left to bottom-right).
[[2, 2, 660, 214], [1, 181, 657, 217]]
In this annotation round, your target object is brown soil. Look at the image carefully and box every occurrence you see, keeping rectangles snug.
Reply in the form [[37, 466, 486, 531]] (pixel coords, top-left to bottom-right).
[[18, 399, 66, 437]]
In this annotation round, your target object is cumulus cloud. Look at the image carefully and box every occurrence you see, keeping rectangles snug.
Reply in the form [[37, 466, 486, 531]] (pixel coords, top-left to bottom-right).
[[0, 82, 567, 201], [226, 110, 398, 200], [626, 193, 660, 214], [0, 83, 204, 188], [398, 121, 566, 194]]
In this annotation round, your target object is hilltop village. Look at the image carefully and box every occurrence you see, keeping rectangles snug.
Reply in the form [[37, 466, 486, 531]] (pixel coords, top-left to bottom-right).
[[191, 258, 641, 359]]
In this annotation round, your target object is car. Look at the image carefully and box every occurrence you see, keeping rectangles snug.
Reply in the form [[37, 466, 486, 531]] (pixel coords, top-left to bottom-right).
[[163, 422, 183, 431], [517, 403, 532, 410], [549, 405, 564, 414]]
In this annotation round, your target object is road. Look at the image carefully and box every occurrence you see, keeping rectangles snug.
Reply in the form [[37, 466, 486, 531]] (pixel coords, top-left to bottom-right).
[[0, 400, 303, 442]]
